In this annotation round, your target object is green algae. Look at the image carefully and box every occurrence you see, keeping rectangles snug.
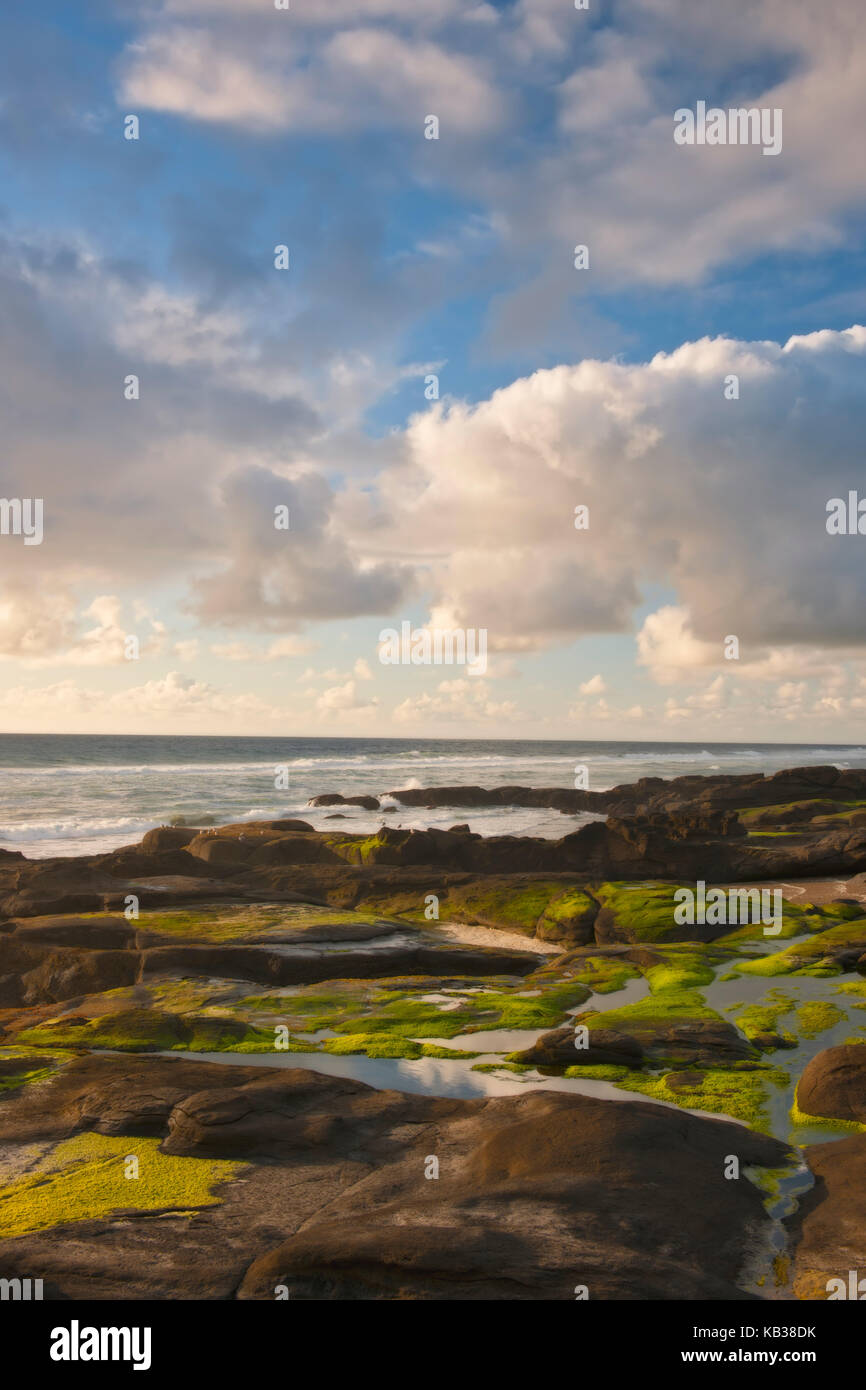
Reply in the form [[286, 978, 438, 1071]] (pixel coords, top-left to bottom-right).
[[796, 1000, 845, 1038], [330, 979, 589, 1041], [737, 917, 866, 977], [562, 1063, 631, 1081], [16, 1008, 274, 1054], [591, 881, 687, 942], [645, 953, 715, 994], [471, 1061, 533, 1075], [581, 978, 717, 1031], [716, 899, 862, 948], [0, 1132, 245, 1237], [126, 902, 397, 943], [322, 833, 388, 866], [733, 992, 797, 1050], [0, 1048, 74, 1095], [570, 956, 640, 993], [454, 882, 573, 933], [321, 1034, 479, 1060], [240, 967, 589, 1045], [590, 881, 778, 946], [745, 1165, 794, 1200], [356, 877, 596, 940], [615, 1066, 789, 1133], [439, 881, 593, 936], [536, 886, 598, 937], [789, 1096, 866, 1134], [736, 798, 866, 827]]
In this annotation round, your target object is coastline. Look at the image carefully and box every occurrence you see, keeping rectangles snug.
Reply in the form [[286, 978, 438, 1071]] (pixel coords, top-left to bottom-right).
[[2, 760, 866, 1301]]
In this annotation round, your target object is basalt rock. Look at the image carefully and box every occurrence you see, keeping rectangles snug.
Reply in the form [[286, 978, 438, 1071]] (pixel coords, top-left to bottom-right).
[[7, 802, 866, 931], [0, 936, 139, 1007], [513, 1025, 644, 1069], [140, 826, 201, 852], [0, 1054, 788, 1300], [796, 1044, 866, 1125], [308, 794, 380, 811], [139, 939, 538, 987], [3, 915, 136, 950], [791, 1132, 866, 1300], [383, 765, 866, 819]]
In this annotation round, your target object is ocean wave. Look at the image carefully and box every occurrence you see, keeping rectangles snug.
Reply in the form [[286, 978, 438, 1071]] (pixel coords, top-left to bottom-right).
[[2, 746, 865, 778], [0, 816, 158, 843]]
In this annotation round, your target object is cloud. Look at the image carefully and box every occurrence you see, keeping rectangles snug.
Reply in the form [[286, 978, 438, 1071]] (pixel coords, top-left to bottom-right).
[[315, 679, 380, 716], [118, 24, 504, 135], [368, 325, 866, 655], [114, 0, 866, 296], [0, 671, 286, 728], [210, 636, 317, 662], [392, 678, 524, 724], [190, 465, 413, 628], [0, 591, 161, 668]]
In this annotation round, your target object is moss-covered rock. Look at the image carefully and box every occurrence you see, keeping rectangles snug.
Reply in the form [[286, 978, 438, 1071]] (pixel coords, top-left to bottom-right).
[[568, 955, 641, 993], [0, 1132, 245, 1236], [733, 992, 798, 1051], [16, 1007, 273, 1054], [615, 1065, 789, 1133], [738, 918, 866, 977]]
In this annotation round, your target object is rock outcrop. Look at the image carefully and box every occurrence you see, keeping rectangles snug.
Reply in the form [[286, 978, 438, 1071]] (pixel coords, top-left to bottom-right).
[[0, 1054, 788, 1301], [796, 1044, 866, 1125], [380, 764, 866, 818]]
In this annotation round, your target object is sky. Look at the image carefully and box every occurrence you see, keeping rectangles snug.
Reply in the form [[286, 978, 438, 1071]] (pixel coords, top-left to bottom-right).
[[0, 0, 865, 740]]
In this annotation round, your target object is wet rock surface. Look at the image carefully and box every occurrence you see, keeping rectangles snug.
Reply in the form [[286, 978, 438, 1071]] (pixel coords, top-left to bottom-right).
[[380, 764, 866, 818], [791, 1131, 866, 1300], [3, 767, 866, 1300], [0, 1054, 787, 1300]]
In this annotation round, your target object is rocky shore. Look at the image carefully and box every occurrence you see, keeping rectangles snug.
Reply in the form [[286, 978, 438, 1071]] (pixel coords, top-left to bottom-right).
[[3, 764, 866, 1299]]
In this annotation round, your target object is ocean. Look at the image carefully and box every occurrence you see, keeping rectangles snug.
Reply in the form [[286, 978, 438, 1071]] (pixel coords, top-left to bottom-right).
[[1, 734, 865, 859]]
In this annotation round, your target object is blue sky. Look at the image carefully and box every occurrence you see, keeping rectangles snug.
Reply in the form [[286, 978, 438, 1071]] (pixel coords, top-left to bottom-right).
[[0, 0, 865, 738]]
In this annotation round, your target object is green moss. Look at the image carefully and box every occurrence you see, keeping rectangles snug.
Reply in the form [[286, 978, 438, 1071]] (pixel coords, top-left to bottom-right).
[[244, 968, 591, 1047], [745, 1165, 793, 1200], [17, 1009, 187, 1052], [447, 881, 592, 935], [796, 1000, 845, 1038], [583, 987, 717, 1030], [790, 1094, 866, 1134], [737, 798, 866, 828], [733, 992, 797, 1050], [0, 1048, 73, 1094], [471, 1062, 533, 1075], [128, 902, 396, 943], [645, 953, 715, 994], [323, 833, 387, 866], [562, 1063, 631, 1081], [616, 1066, 789, 1133], [321, 1033, 479, 1060], [0, 1132, 244, 1236], [180, 1018, 275, 1053], [717, 899, 862, 948], [16, 1008, 274, 1055], [592, 881, 688, 943], [738, 917, 866, 977], [570, 957, 640, 994]]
